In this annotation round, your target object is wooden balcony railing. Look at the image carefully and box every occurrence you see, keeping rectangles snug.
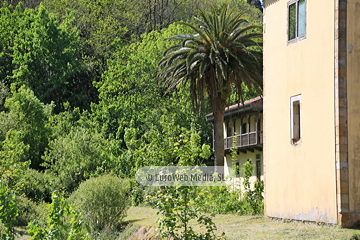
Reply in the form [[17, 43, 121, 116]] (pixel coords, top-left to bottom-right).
[[224, 131, 263, 150]]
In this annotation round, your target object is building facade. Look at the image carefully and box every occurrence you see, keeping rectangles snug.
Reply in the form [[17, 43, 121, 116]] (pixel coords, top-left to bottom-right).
[[263, 0, 360, 226], [206, 97, 263, 191]]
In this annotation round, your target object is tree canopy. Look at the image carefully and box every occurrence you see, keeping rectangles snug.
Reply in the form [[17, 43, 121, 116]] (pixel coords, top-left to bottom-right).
[[0, 3, 95, 112]]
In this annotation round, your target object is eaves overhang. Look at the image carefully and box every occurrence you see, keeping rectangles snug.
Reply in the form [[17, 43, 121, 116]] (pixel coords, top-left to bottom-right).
[[205, 96, 263, 122]]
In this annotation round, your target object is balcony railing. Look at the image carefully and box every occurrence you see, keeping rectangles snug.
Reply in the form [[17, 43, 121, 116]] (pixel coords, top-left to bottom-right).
[[224, 131, 263, 150]]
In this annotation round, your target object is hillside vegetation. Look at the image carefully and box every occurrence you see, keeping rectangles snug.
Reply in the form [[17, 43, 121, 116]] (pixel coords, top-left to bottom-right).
[[0, 0, 263, 239]]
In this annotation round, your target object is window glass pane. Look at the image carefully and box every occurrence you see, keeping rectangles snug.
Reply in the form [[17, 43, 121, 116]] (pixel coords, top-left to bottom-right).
[[293, 101, 300, 140], [288, 3, 296, 40], [298, 0, 306, 37]]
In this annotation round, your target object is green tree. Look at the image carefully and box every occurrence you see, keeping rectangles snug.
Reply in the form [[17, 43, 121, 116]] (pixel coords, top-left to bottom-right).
[[247, 0, 263, 12], [92, 23, 208, 141], [11, 4, 86, 111], [158, 6, 263, 167], [0, 2, 93, 112], [0, 130, 30, 189], [43, 0, 128, 84], [1, 85, 52, 169], [0, 2, 23, 87], [0, 184, 19, 240], [123, 0, 207, 35], [0, 81, 10, 111]]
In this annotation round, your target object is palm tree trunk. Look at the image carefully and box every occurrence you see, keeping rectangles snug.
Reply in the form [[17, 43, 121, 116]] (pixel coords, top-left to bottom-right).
[[213, 99, 225, 167]]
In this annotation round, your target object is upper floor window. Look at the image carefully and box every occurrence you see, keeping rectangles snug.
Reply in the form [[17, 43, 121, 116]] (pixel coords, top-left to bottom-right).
[[288, 0, 306, 43]]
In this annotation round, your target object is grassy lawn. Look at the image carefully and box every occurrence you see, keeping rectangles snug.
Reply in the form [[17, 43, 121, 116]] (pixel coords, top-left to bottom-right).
[[125, 207, 360, 239]]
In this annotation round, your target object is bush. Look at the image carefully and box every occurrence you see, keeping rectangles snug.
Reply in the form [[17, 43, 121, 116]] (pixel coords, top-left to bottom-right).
[[42, 126, 111, 195], [0, 185, 19, 240], [148, 186, 224, 239], [241, 161, 264, 215], [197, 186, 248, 214], [69, 174, 130, 231], [130, 179, 161, 207], [15, 196, 48, 227], [27, 192, 89, 240], [21, 169, 53, 203], [199, 162, 265, 215]]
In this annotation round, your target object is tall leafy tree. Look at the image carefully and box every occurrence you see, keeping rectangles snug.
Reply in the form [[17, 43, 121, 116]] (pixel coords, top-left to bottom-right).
[[43, 0, 128, 80], [0, 2, 23, 86], [158, 6, 263, 167], [1, 85, 52, 169], [0, 3, 94, 111], [11, 5, 85, 112]]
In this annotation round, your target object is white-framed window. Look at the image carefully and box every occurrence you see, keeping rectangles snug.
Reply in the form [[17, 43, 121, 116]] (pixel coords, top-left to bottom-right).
[[288, 0, 306, 43], [290, 95, 302, 144]]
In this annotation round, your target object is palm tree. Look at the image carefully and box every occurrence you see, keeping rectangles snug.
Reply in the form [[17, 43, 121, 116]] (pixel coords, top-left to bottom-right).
[[158, 6, 263, 167]]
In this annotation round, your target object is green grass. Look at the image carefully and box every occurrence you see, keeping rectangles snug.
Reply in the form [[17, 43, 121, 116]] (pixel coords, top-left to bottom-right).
[[14, 207, 360, 239], [125, 207, 360, 239]]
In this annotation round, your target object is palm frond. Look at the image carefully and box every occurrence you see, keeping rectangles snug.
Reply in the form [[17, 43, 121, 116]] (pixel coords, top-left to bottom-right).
[[158, 4, 263, 109]]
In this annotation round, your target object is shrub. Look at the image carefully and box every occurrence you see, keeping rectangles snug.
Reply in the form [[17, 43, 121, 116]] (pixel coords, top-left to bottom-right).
[[130, 179, 161, 207], [241, 161, 264, 215], [69, 174, 130, 231], [42, 126, 111, 195], [148, 186, 225, 240], [200, 162, 264, 215], [351, 233, 360, 240], [15, 196, 48, 227], [27, 192, 89, 240], [0, 184, 19, 240], [21, 169, 53, 203], [197, 186, 248, 215]]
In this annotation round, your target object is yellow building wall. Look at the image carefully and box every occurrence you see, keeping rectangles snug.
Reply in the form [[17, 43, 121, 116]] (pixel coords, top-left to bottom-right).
[[264, 0, 337, 223], [347, 0, 360, 214]]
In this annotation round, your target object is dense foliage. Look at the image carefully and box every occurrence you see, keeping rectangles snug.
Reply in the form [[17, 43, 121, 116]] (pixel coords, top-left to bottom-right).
[[27, 192, 89, 240], [0, 0, 263, 238], [0, 3, 93, 112], [0, 184, 19, 240]]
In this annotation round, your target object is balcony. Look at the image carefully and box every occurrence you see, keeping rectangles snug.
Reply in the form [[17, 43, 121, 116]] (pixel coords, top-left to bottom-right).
[[206, 96, 263, 154], [224, 131, 263, 152]]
